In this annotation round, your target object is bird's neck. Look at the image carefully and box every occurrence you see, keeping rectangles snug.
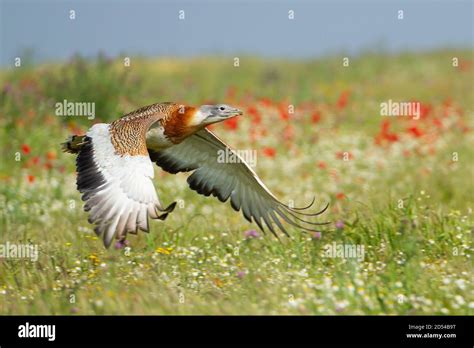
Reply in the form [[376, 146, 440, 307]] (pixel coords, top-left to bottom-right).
[[162, 106, 203, 144]]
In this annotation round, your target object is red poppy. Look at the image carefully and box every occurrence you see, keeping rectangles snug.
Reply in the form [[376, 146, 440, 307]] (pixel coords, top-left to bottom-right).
[[407, 125, 423, 138], [311, 111, 321, 124], [260, 98, 273, 108], [247, 105, 259, 116], [419, 103, 432, 119], [21, 144, 31, 155], [317, 161, 327, 169], [262, 147, 276, 158], [223, 117, 239, 131], [336, 192, 345, 200], [247, 106, 261, 125], [375, 120, 399, 145], [27, 175, 35, 183], [336, 90, 350, 109], [32, 156, 40, 166], [278, 105, 290, 121]]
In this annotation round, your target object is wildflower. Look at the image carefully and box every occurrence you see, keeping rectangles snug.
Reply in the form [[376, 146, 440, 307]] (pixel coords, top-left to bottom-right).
[[311, 111, 321, 124], [418, 103, 432, 119], [336, 192, 345, 200], [223, 117, 239, 130], [213, 278, 224, 288], [114, 239, 129, 250], [27, 175, 35, 183], [247, 106, 262, 125], [244, 229, 259, 239], [21, 144, 31, 155], [407, 125, 423, 138], [336, 90, 350, 109], [46, 151, 57, 160], [375, 120, 399, 145], [312, 232, 322, 240], [262, 147, 276, 158], [156, 247, 173, 255], [88, 254, 100, 265], [279, 107, 290, 121], [237, 271, 246, 279], [335, 220, 344, 229], [259, 98, 273, 108], [455, 279, 466, 290], [317, 161, 327, 169]]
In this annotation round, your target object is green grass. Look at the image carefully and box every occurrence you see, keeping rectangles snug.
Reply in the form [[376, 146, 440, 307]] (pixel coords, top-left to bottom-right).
[[0, 50, 473, 314]]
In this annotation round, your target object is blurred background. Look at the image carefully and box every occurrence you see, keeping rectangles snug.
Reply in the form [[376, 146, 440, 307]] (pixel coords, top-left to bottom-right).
[[1, 0, 473, 64]]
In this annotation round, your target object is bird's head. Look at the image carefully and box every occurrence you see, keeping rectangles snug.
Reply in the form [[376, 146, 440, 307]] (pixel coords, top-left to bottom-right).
[[162, 103, 243, 144], [191, 104, 243, 127]]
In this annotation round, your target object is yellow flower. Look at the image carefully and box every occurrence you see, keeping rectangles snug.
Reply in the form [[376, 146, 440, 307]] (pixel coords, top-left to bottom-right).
[[213, 278, 224, 288], [155, 247, 173, 255], [88, 254, 100, 265]]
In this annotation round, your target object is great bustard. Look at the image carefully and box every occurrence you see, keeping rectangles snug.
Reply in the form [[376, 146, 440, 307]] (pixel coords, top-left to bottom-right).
[[62, 102, 328, 248]]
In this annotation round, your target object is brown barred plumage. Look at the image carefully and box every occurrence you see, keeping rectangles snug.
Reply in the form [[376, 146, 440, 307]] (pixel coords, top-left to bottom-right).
[[109, 102, 181, 156]]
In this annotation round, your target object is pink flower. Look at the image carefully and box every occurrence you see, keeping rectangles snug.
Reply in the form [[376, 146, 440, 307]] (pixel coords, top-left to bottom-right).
[[312, 232, 322, 240], [244, 229, 259, 239], [335, 220, 344, 229], [114, 239, 130, 249]]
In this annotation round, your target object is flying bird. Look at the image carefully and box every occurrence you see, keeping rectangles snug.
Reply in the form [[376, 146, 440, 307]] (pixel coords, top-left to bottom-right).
[[62, 102, 329, 247]]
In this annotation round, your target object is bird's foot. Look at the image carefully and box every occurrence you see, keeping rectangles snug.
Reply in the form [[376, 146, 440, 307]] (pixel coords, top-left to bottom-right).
[[156, 201, 177, 220]]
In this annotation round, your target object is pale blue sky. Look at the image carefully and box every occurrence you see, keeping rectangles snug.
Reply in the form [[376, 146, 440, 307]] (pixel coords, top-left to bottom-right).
[[0, 0, 472, 65]]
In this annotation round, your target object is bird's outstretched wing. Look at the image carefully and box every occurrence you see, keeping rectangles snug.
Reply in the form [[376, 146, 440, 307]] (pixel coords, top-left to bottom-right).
[[148, 128, 329, 237], [76, 103, 177, 247]]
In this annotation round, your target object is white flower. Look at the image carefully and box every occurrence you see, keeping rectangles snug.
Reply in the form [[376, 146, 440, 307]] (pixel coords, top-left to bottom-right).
[[455, 279, 466, 290]]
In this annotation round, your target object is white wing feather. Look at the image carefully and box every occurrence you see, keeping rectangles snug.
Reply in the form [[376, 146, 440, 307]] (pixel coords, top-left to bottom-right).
[[77, 124, 164, 247]]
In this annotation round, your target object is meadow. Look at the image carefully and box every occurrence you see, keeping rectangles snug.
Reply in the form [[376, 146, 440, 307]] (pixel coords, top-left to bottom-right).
[[0, 50, 472, 314]]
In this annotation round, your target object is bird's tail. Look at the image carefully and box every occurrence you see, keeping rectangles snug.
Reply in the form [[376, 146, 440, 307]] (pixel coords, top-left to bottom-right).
[[61, 135, 86, 154]]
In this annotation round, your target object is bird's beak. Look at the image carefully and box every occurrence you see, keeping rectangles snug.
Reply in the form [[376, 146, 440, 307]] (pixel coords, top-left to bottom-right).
[[232, 109, 243, 117]]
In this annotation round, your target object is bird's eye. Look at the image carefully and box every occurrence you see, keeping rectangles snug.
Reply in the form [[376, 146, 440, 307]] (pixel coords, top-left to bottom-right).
[[219, 106, 225, 111]]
